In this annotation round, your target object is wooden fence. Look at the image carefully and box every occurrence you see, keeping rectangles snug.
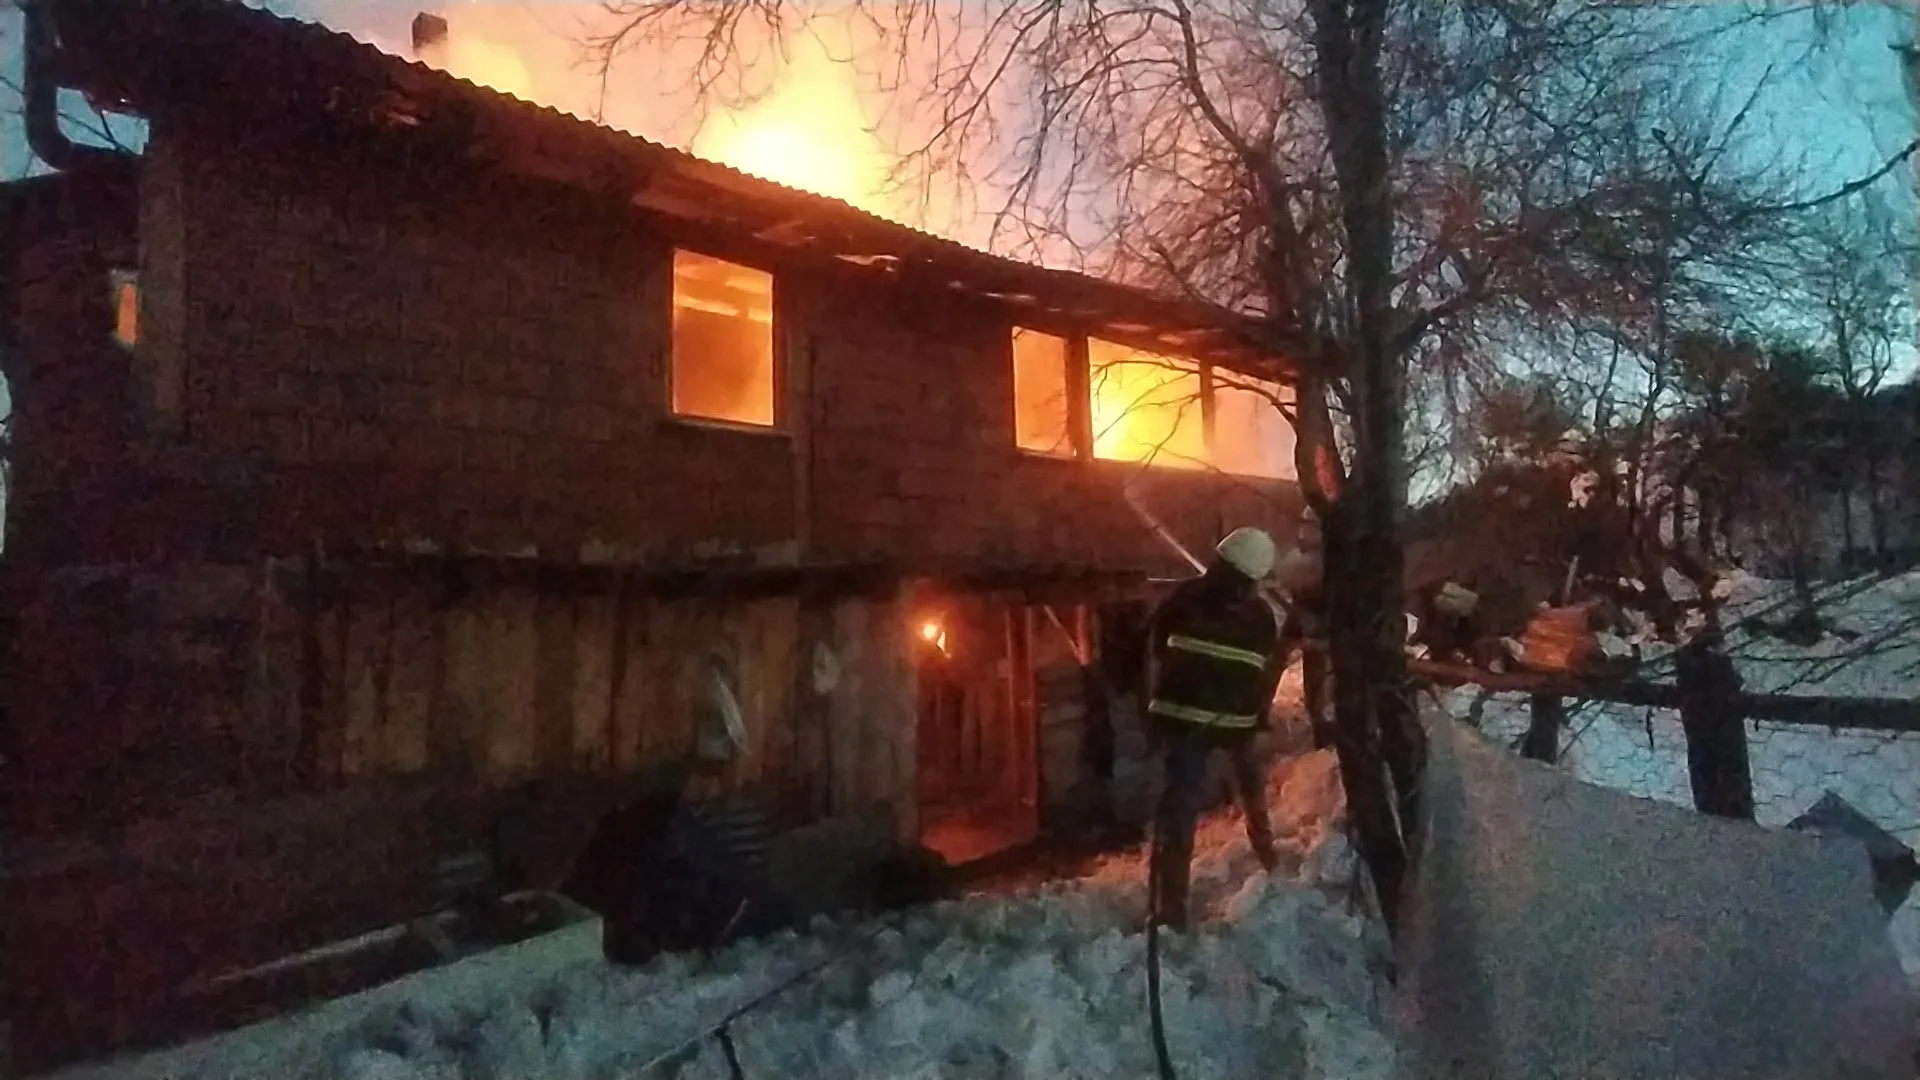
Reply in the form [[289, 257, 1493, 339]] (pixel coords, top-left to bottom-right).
[[1408, 658, 1920, 735]]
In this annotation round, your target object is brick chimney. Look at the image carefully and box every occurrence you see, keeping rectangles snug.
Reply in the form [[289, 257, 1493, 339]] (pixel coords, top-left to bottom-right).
[[412, 12, 449, 58]]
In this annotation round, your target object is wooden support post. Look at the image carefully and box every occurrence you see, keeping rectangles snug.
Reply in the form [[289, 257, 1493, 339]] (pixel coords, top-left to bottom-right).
[[1521, 694, 1563, 764]]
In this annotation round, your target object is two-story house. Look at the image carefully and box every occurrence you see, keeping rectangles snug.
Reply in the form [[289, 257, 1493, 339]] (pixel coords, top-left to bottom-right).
[[2, 0, 1303, 1066]]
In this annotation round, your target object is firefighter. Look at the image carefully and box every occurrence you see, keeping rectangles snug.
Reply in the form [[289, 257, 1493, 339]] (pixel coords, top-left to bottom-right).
[[1145, 526, 1292, 932]]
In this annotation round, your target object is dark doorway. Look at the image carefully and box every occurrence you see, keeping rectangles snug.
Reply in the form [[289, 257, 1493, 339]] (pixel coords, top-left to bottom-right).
[[913, 594, 1039, 865]]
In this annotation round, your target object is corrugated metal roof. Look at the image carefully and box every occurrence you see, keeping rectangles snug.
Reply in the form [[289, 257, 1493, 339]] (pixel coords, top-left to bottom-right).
[[42, 0, 1295, 374], [229, 1, 1017, 261]]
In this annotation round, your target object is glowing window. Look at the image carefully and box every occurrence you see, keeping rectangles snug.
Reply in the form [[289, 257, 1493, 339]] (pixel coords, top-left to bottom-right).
[[671, 250, 776, 427], [1011, 328, 1074, 456], [1087, 338, 1207, 470], [1211, 374, 1297, 480], [110, 269, 140, 348]]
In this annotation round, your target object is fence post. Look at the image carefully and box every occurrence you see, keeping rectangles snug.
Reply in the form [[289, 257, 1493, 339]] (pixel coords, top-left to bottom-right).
[[1522, 694, 1564, 764]]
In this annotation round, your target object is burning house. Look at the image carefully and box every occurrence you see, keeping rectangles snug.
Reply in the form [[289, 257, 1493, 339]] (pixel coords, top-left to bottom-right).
[[1, 0, 1302, 1067]]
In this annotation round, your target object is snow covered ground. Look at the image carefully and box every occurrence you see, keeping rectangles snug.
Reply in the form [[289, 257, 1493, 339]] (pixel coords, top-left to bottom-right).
[[53, 752, 1397, 1080], [1449, 569, 1920, 980], [1398, 709, 1915, 1079]]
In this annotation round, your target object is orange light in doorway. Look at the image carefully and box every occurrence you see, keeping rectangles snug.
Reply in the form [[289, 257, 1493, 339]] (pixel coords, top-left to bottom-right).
[[110, 269, 139, 348], [918, 619, 949, 656]]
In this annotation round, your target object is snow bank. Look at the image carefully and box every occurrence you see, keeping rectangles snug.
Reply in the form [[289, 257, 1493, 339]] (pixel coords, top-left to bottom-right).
[[1450, 569, 1920, 981], [48, 752, 1395, 1080], [1397, 711, 1915, 1080]]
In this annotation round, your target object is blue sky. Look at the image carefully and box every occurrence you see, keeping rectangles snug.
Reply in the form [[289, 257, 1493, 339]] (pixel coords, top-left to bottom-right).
[[1698, 5, 1917, 212]]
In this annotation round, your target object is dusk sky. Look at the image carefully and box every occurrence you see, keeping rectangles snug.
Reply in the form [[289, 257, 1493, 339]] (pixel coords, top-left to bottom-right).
[[5, 2, 1916, 199], [2, 1, 1916, 348]]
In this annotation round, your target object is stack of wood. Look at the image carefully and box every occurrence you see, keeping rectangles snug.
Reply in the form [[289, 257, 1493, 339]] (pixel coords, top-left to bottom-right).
[[1517, 602, 1608, 675]]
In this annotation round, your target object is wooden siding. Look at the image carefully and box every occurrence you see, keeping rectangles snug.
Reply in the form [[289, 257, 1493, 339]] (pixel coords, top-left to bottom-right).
[[4, 556, 922, 1070]]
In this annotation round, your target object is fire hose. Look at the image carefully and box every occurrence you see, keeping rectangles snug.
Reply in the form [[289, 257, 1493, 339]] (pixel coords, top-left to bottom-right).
[[1119, 482, 1260, 1080], [646, 489, 1281, 1080], [1146, 845, 1180, 1080], [632, 914, 892, 1078]]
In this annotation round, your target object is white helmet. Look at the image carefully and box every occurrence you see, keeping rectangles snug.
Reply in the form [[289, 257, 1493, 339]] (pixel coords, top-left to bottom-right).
[[1215, 526, 1277, 580]]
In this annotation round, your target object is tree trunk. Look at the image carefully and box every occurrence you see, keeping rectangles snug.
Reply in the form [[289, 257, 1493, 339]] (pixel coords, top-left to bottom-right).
[[1675, 638, 1755, 820], [1840, 481, 1857, 563], [1322, 504, 1416, 925], [1308, 0, 1422, 934], [1867, 454, 1889, 561]]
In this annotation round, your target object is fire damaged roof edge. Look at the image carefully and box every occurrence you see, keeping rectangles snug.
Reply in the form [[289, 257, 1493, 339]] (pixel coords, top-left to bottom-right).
[[40, 0, 1300, 379]]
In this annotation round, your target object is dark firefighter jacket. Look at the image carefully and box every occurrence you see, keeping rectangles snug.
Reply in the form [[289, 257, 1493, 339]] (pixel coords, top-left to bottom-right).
[[1145, 567, 1288, 731]]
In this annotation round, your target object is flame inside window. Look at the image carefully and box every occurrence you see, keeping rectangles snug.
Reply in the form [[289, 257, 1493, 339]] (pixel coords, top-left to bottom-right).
[[1011, 327, 1073, 456], [1211, 374, 1297, 480], [671, 251, 776, 427], [110, 270, 140, 348], [1087, 338, 1207, 470]]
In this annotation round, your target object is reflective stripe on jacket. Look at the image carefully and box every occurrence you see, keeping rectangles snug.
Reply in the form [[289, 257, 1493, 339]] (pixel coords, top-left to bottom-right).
[[1145, 569, 1284, 731]]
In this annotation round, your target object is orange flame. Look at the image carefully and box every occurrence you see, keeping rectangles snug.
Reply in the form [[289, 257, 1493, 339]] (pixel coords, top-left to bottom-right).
[[919, 620, 949, 655], [690, 29, 896, 216], [1088, 339, 1209, 470], [415, 25, 536, 102], [410, 7, 907, 223]]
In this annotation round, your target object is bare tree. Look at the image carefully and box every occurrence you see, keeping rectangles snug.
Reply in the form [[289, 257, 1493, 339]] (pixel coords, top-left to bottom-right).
[[1801, 197, 1908, 561]]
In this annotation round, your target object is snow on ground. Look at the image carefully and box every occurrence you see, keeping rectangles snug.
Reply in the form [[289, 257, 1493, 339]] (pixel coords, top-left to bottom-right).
[[73, 752, 1395, 1080], [1446, 569, 1920, 981], [1398, 710, 1917, 1079]]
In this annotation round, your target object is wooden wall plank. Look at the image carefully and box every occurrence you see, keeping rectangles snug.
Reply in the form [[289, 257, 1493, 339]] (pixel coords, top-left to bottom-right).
[[308, 575, 348, 785], [383, 586, 438, 776], [731, 597, 796, 792], [479, 586, 541, 783], [569, 594, 617, 770], [438, 592, 487, 780], [243, 559, 307, 792], [793, 600, 835, 824], [337, 592, 389, 779], [757, 598, 802, 799], [632, 601, 671, 770], [1016, 606, 1039, 815], [731, 602, 767, 790], [827, 599, 867, 817], [879, 594, 916, 842], [532, 593, 578, 773], [608, 591, 649, 771], [262, 566, 861, 826]]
